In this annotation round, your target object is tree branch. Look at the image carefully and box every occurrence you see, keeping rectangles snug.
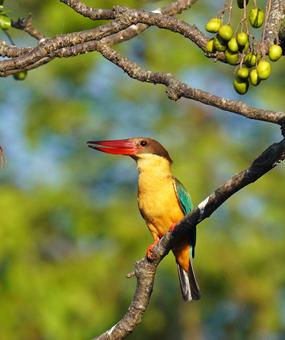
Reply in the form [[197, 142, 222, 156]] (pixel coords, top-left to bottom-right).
[[95, 43, 285, 125], [263, 0, 285, 48], [94, 138, 285, 340], [12, 14, 46, 41], [0, 18, 133, 75], [102, 0, 199, 46], [60, 0, 115, 20]]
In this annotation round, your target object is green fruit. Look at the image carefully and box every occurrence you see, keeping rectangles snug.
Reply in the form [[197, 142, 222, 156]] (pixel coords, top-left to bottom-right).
[[218, 25, 233, 41], [237, 0, 249, 8], [249, 69, 261, 86], [205, 18, 222, 33], [228, 38, 239, 52], [0, 14, 11, 30], [268, 44, 282, 61], [13, 70, 27, 81], [237, 32, 249, 47], [225, 50, 239, 65], [249, 8, 264, 28], [213, 36, 227, 52], [233, 78, 249, 94], [206, 39, 215, 52], [237, 67, 249, 79], [256, 60, 271, 79], [244, 52, 259, 66]]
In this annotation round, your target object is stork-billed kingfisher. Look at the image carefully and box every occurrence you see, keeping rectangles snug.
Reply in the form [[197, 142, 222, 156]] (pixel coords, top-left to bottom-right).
[[87, 137, 200, 301]]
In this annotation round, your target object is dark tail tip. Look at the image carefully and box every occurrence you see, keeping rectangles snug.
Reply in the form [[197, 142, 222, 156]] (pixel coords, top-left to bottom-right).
[[177, 264, 201, 302]]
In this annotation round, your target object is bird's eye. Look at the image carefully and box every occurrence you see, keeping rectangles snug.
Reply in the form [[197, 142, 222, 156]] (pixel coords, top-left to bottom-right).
[[140, 140, 147, 147]]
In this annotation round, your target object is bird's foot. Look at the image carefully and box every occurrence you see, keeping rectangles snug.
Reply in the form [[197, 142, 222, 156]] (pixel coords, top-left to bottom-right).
[[146, 239, 159, 261]]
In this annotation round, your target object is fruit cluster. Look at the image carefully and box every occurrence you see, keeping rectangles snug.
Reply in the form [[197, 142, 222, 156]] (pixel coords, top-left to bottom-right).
[[205, 0, 283, 95]]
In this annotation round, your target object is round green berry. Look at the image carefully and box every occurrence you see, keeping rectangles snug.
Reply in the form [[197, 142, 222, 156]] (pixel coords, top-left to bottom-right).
[[237, 67, 249, 79], [225, 50, 239, 65], [256, 60, 271, 80], [213, 36, 227, 52], [249, 69, 261, 86], [228, 38, 239, 53], [237, 32, 248, 47], [205, 18, 222, 33], [206, 39, 215, 52], [218, 25, 233, 41], [13, 70, 28, 81], [268, 44, 282, 62], [233, 78, 249, 94], [249, 8, 264, 28], [0, 14, 11, 30], [244, 53, 258, 67]]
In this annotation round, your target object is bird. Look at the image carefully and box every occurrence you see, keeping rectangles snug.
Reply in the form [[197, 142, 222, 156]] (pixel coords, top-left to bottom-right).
[[87, 137, 200, 301]]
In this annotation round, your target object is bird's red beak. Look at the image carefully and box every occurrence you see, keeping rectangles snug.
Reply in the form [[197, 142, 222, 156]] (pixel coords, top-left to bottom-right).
[[87, 139, 139, 155]]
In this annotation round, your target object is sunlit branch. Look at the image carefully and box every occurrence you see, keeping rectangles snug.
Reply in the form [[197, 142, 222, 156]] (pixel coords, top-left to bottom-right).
[[263, 0, 285, 49], [102, 0, 200, 46], [1, 1, 284, 75], [60, 0, 115, 20], [95, 43, 285, 125]]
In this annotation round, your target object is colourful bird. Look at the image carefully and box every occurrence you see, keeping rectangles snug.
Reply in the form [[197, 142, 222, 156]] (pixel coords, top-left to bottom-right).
[[87, 137, 200, 301]]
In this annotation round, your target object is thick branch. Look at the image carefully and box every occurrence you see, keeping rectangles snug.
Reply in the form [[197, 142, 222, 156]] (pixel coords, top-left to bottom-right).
[[60, 0, 115, 20], [94, 138, 285, 340], [95, 43, 285, 125], [263, 0, 285, 48], [0, 40, 32, 57], [0, 19, 132, 75], [111, 6, 207, 49], [102, 0, 199, 46]]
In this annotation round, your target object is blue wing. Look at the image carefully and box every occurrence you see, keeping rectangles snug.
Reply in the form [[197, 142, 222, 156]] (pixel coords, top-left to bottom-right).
[[173, 177, 196, 257]]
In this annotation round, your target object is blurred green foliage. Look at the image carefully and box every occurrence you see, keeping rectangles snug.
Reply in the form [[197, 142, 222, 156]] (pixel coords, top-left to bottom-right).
[[0, 0, 284, 339]]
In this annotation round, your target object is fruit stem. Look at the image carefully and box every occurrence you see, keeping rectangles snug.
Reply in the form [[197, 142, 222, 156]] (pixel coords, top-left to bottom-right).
[[226, 0, 233, 24], [242, 0, 249, 34]]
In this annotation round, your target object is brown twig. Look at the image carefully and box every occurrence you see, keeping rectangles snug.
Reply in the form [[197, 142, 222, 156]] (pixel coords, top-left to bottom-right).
[[12, 14, 46, 41]]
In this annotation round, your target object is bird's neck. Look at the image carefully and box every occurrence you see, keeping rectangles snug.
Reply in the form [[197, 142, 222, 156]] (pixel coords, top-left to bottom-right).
[[136, 154, 173, 181]]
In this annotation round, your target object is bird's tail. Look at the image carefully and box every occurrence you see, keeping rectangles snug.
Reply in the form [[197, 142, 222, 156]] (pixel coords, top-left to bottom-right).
[[177, 260, 201, 302]]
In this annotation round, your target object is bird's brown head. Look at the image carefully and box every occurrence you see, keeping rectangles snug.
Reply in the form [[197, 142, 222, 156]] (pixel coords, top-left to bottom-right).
[[87, 137, 172, 163]]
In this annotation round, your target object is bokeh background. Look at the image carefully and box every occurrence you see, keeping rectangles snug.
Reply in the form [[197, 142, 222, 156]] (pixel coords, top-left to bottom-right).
[[0, 1, 284, 339]]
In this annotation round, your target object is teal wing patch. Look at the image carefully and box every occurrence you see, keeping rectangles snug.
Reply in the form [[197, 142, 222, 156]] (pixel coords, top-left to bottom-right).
[[173, 177, 193, 215], [173, 177, 196, 258]]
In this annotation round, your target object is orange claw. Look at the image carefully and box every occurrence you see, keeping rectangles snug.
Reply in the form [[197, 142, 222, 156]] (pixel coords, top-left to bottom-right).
[[146, 239, 159, 260]]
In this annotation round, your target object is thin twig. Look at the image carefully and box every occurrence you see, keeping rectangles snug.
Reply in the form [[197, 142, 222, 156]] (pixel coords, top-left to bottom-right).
[[12, 14, 46, 41]]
